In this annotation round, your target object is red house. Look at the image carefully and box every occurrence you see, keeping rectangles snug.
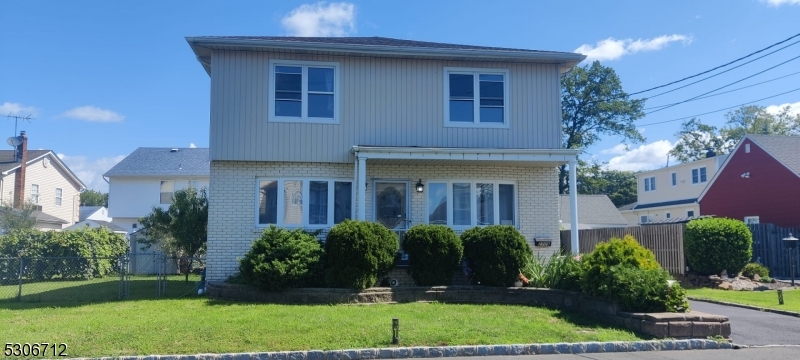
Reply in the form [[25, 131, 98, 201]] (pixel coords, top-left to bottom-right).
[[699, 134, 800, 227]]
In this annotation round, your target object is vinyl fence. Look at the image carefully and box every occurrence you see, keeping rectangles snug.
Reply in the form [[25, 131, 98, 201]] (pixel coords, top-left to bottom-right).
[[749, 223, 800, 279], [560, 224, 686, 275]]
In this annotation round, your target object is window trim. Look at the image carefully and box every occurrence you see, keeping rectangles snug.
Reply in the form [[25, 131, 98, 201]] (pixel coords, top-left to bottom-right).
[[160, 180, 174, 205], [665, 212, 671, 219], [268, 59, 341, 124], [443, 67, 511, 129], [640, 215, 650, 224], [691, 166, 708, 185], [425, 180, 518, 229], [686, 210, 695, 217], [55, 188, 63, 206], [30, 184, 39, 204], [643, 176, 656, 192], [255, 177, 354, 228], [671, 172, 677, 187]]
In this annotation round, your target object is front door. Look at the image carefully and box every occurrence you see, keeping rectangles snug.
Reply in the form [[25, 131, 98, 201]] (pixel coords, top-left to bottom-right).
[[374, 182, 409, 230]]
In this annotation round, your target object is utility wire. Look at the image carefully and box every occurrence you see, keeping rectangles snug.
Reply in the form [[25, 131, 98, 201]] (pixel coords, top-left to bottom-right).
[[646, 53, 800, 114], [638, 86, 800, 126], [644, 70, 800, 111]]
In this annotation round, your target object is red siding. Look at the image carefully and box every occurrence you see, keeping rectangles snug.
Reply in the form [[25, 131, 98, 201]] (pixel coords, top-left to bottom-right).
[[700, 140, 800, 227]]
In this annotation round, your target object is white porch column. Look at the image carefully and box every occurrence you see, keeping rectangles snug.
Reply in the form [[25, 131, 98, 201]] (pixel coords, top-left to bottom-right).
[[569, 159, 579, 254], [357, 155, 367, 220]]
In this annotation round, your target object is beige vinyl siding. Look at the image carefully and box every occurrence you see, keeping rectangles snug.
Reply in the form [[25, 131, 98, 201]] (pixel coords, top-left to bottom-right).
[[107, 177, 210, 219], [636, 156, 723, 205], [209, 50, 563, 162]]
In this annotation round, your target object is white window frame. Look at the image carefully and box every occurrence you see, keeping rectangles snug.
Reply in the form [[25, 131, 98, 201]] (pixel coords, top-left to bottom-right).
[[255, 177, 354, 228], [671, 172, 677, 187], [691, 167, 707, 184], [665, 212, 671, 219], [644, 176, 656, 192], [744, 216, 760, 225], [160, 180, 174, 204], [687, 210, 695, 217], [425, 180, 518, 229], [640, 215, 650, 224], [30, 184, 39, 204], [444, 67, 510, 128], [745, 143, 751, 153], [55, 188, 62, 206], [268, 59, 340, 124]]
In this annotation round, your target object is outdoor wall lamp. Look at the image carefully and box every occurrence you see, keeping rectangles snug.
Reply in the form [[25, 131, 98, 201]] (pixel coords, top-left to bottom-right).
[[783, 233, 798, 286], [415, 179, 424, 193]]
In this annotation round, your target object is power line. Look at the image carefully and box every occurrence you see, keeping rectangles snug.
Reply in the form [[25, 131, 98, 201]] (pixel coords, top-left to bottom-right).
[[638, 86, 800, 126], [644, 70, 800, 111]]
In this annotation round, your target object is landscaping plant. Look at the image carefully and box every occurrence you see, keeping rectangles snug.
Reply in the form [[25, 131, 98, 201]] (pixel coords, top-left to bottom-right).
[[580, 234, 660, 296], [402, 224, 463, 286], [462, 225, 532, 286], [684, 217, 752, 276], [521, 252, 582, 291], [607, 265, 689, 312], [325, 220, 398, 290], [238, 226, 326, 291], [741, 262, 769, 279]]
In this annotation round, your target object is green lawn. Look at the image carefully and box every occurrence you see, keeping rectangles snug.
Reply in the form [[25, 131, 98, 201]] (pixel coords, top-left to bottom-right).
[[687, 288, 800, 313], [0, 275, 202, 303], [1, 298, 645, 358]]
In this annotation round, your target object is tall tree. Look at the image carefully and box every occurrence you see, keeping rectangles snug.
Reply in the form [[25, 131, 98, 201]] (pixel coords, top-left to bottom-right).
[[667, 118, 731, 163], [139, 187, 208, 281], [80, 190, 108, 207], [576, 161, 637, 207], [561, 61, 646, 193]]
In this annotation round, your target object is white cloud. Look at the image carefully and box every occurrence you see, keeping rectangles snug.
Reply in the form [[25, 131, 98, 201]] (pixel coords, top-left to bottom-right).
[[57, 153, 126, 192], [0, 102, 39, 117], [765, 101, 800, 117], [575, 34, 692, 62], [761, 0, 800, 6], [61, 106, 125, 123], [600, 144, 628, 155], [282, 2, 356, 37], [189, 143, 197, 148], [605, 140, 674, 172]]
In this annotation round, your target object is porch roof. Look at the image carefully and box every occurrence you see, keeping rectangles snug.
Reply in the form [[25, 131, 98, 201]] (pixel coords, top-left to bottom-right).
[[350, 146, 580, 166]]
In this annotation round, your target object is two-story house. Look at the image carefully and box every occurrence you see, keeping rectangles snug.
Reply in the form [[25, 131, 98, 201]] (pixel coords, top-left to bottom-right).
[[104, 147, 210, 234], [618, 152, 728, 226], [187, 36, 585, 282], [0, 131, 85, 230]]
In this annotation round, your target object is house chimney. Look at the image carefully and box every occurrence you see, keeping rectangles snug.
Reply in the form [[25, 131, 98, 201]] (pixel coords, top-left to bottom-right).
[[13, 131, 28, 209], [705, 149, 716, 158]]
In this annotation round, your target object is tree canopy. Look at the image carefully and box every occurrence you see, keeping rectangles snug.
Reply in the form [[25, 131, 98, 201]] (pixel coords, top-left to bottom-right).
[[80, 190, 108, 207], [576, 161, 637, 208], [561, 61, 646, 193], [0, 201, 38, 234]]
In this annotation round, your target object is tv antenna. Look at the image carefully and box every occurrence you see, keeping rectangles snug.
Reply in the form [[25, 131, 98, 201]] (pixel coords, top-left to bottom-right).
[[4, 113, 34, 136]]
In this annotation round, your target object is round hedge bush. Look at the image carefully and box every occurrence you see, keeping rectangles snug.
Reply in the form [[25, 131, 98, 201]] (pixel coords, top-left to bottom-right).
[[607, 265, 689, 313], [402, 224, 463, 286], [461, 225, 532, 286], [741, 262, 769, 279], [238, 226, 326, 291], [685, 218, 752, 276], [581, 235, 660, 297], [324, 220, 398, 290]]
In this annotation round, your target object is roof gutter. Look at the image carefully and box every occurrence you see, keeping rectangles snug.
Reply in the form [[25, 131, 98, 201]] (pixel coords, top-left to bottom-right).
[[350, 146, 581, 156]]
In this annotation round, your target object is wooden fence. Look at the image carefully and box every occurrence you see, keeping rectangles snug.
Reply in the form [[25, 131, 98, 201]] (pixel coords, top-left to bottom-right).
[[749, 224, 800, 279], [560, 224, 686, 275]]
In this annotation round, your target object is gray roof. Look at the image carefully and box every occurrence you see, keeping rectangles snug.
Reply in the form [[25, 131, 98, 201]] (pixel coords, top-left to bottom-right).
[[747, 134, 800, 174], [0, 150, 52, 173], [33, 211, 69, 225], [642, 215, 712, 225], [104, 147, 210, 177], [559, 195, 628, 226], [79, 206, 105, 221], [91, 220, 128, 233], [617, 202, 637, 211]]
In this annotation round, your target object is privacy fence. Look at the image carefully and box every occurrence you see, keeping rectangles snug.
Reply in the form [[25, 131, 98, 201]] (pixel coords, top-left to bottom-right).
[[749, 223, 800, 279], [0, 253, 205, 303]]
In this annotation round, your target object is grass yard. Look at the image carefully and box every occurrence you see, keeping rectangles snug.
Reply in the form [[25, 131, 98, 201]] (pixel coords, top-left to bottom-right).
[[0, 275, 202, 303], [687, 288, 800, 313], [1, 298, 645, 357]]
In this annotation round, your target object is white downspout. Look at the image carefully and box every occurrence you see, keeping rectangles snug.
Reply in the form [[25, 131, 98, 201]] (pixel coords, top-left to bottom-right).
[[569, 159, 579, 254], [357, 156, 367, 220]]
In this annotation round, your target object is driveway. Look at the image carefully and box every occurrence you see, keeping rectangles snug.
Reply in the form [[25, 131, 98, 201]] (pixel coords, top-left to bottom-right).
[[446, 347, 800, 360], [690, 300, 800, 345]]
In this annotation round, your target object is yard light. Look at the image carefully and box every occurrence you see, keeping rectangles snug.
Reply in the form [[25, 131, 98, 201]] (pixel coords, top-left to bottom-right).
[[415, 179, 424, 193], [392, 318, 400, 344], [783, 233, 798, 286]]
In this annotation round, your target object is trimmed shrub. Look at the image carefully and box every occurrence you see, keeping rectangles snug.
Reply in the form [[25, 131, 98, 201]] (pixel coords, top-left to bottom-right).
[[608, 265, 689, 313], [402, 224, 463, 286], [325, 220, 398, 290], [238, 226, 326, 291], [521, 252, 582, 291], [685, 218, 752, 276], [581, 235, 660, 296], [742, 262, 769, 279], [462, 225, 532, 286]]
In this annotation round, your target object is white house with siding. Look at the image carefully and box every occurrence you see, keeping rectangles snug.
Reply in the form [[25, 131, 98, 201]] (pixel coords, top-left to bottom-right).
[[186, 36, 585, 282]]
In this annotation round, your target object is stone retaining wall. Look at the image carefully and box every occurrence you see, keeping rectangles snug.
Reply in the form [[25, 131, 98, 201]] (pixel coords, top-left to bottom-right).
[[207, 282, 731, 339]]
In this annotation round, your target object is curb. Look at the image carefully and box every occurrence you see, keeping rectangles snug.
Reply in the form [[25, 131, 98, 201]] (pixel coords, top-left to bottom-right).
[[689, 297, 800, 318], [71, 340, 734, 359]]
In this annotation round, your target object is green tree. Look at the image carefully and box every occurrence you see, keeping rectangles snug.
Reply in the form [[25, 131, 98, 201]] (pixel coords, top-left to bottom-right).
[[139, 187, 207, 281], [561, 61, 646, 193], [0, 201, 38, 234], [576, 161, 637, 207], [80, 190, 108, 207], [667, 118, 730, 163]]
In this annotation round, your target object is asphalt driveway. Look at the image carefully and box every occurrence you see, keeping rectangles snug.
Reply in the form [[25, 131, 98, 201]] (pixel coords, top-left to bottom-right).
[[689, 300, 800, 345]]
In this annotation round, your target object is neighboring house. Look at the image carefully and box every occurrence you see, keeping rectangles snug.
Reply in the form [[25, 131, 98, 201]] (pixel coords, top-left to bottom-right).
[[105, 147, 210, 234], [558, 195, 628, 230], [618, 152, 728, 226], [64, 219, 128, 236], [699, 134, 800, 227], [79, 206, 112, 222], [187, 36, 585, 281], [0, 131, 85, 230]]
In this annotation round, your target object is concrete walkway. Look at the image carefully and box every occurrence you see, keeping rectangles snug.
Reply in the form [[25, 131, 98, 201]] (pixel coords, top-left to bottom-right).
[[690, 300, 800, 345]]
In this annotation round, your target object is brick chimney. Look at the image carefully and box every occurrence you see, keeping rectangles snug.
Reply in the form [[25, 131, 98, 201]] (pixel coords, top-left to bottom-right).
[[13, 131, 27, 209]]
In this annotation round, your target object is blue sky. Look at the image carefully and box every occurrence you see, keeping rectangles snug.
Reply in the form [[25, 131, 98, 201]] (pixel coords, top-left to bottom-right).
[[1, 0, 799, 191]]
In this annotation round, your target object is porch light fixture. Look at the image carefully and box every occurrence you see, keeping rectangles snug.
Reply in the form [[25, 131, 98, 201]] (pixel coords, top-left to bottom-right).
[[415, 179, 424, 193], [783, 233, 798, 286]]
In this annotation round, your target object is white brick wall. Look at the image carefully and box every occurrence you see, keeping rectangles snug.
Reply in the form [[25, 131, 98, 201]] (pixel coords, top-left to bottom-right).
[[207, 161, 560, 281]]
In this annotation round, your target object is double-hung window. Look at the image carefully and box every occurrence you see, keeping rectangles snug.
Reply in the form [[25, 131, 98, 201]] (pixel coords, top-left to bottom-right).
[[427, 181, 516, 228], [30, 184, 39, 204], [644, 176, 656, 192], [691, 167, 707, 184], [671, 172, 677, 187], [444, 68, 509, 127], [160, 180, 174, 204], [257, 178, 352, 227], [270, 60, 339, 123], [55, 188, 63, 206]]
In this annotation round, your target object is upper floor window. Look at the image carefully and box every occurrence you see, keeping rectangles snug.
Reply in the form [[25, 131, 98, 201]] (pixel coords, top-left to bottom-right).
[[160, 180, 174, 204], [55, 188, 62, 206], [691, 167, 707, 184], [444, 68, 509, 128], [644, 176, 656, 192], [671, 172, 677, 187], [269, 60, 339, 123], [30, 184, 39, 204]]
